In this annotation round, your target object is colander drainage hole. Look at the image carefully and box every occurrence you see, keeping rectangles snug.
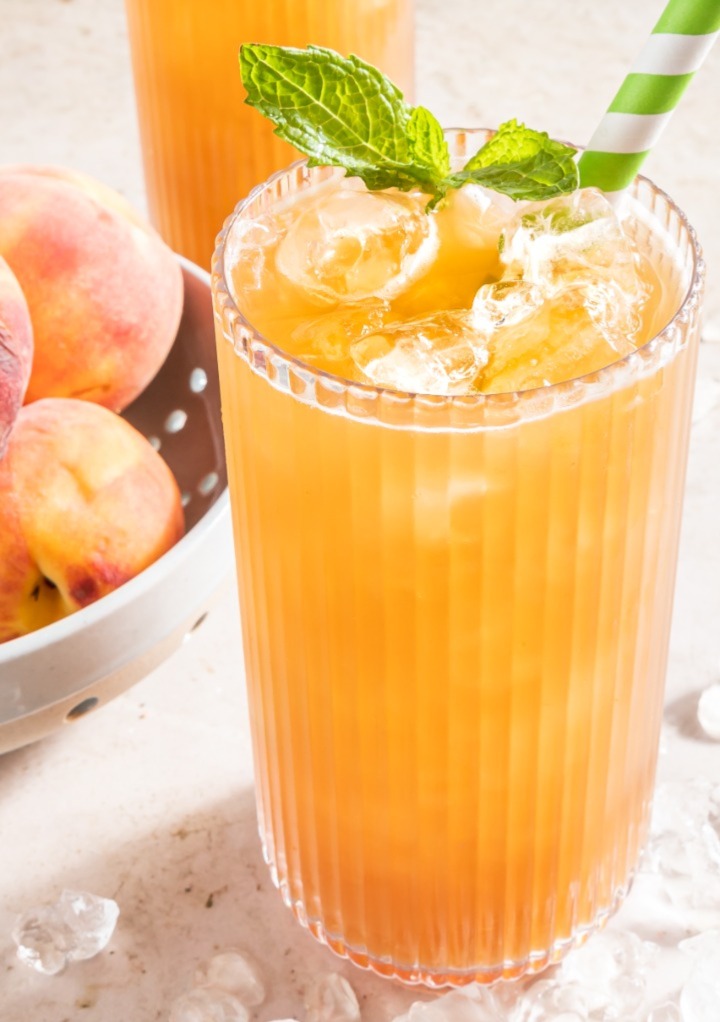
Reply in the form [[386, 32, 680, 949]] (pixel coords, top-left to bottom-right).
[[66, 697, 99, 721], [198, 472, 219, 496], [164, 409, 188, 434], [189, 368, 208, 393]]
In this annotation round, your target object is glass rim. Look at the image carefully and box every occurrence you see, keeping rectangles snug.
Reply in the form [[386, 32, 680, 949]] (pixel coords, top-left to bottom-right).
[[211, 127, 705, 411]]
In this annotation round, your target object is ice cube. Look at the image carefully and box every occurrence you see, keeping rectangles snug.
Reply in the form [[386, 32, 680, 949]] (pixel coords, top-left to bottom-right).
[[649, 781, 712, 846], [556, 930, 657, 1017], [438, 184, 518, 253], [471, 279, 546, 334], [476, 283, 630, 393], [304, 973, 360, 1022], [697, 683, 720, 740], [11, 906, 69, 976], [351, 310, 488, 394], [194, 950, 265, 1006], [550, 981, 603, 1018], [498, 188, 648, 348], [404, 988, 499, 1022], [679, 932, 720, 1022], [645, 781, 720, 908], [227, 212, 284, 292], [679, 930, 720, 960], [681, 980, 720, 1022], [500, 189, 637, 289], [508, 981, 589, 1022], [561, 929, 656, 985], [647, 1004, 682, 1022], [169, 987, 249, 1022], [12, 889, 119, 976], [678, 933, 720, 1022], [275, 188, 438, 302], [290, 299, 390, 368], [509, 978, 556, 1022], [469, 278, 549, 391]]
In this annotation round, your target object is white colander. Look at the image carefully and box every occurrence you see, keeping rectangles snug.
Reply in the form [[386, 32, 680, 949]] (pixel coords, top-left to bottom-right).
[[0, 258, 232, 753]]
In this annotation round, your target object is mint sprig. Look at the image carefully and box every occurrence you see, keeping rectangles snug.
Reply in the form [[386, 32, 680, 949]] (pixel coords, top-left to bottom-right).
[[446, 119, 579, 201], [239, 44, 578, 206]]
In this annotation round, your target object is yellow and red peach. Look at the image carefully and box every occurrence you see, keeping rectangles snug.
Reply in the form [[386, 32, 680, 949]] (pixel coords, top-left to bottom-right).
[[0, 165, 183, 411], [0, 398, 184, 642], [0, 255, 33, 458]]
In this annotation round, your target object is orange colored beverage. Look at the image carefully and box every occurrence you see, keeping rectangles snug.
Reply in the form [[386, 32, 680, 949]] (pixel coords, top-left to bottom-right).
[[211, 132, 702, 984], [124, 0, 414, 268]]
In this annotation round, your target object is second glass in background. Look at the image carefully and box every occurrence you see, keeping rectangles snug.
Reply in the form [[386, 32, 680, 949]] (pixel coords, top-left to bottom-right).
[[123, 0, 414, 267]]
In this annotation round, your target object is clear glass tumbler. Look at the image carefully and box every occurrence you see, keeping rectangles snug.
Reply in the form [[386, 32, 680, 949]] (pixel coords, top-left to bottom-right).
[[211, 131, 704, 986], [124, 0, 414, 268]]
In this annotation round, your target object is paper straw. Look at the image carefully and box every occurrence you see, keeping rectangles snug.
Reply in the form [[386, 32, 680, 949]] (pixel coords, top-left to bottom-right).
[[578, 0, 720, 194]]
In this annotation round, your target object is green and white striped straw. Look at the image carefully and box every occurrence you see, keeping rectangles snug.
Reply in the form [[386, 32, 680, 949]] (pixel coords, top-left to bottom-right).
[[578, 0, 720, 194]]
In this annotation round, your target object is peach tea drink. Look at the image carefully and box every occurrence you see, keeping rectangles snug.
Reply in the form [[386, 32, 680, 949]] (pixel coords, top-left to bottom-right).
[[213, 125, 702, 985], [123, 0, 413, 268]]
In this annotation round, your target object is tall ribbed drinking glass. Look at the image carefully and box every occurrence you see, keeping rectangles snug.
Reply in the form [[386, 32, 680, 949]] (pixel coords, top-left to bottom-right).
[[123, 0, 414, 268], [211, 131, 703, 986]]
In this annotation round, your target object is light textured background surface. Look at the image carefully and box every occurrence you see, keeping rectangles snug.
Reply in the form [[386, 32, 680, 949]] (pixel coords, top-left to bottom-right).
[[1, 2, 720, 1020]]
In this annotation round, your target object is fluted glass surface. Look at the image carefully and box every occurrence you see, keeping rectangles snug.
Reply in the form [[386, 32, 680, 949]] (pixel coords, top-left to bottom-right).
[[212, 134, 704, 986], [124, 0, 415, 269]]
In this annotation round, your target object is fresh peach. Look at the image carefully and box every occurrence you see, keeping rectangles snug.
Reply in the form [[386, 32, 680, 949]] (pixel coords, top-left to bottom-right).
[[0, 398, 184, 642], [0, 165, 183, 411], [0, 255, 33, 458]]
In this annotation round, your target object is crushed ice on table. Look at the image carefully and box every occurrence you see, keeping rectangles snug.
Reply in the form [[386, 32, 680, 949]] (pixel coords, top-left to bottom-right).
[[351, 310, 488, 394], [275, 188, 439, 303], [678, 930, 720, 1022], [304, 972, 361, 1022], [553, 929, 657, 1018], [193, 949, 265, 1006], [391, 929, 659, 1022], [697, 683, 720, 740], [394, 987, 502, 1022], [169, 987, 249, 1022], [646, 1004, 683, 1022], [12, 888, 119, 975], [643, 779, 720, 909]]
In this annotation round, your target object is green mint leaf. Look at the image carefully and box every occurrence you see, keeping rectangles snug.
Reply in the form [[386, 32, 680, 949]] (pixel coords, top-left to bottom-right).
[[406, 106, 451, 185], [446, 119, 579, 201], [240, 43, 444, 194], [239, 47, 580, 206]]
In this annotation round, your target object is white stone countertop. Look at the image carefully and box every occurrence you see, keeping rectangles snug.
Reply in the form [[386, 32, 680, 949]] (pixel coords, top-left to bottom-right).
[[2, 2, 720, 1020]]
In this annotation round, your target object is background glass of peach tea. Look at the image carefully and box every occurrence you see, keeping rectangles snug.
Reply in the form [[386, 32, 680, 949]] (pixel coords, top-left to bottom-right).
[[212, 124, 703, 985], [123, 0, 414, 268]]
